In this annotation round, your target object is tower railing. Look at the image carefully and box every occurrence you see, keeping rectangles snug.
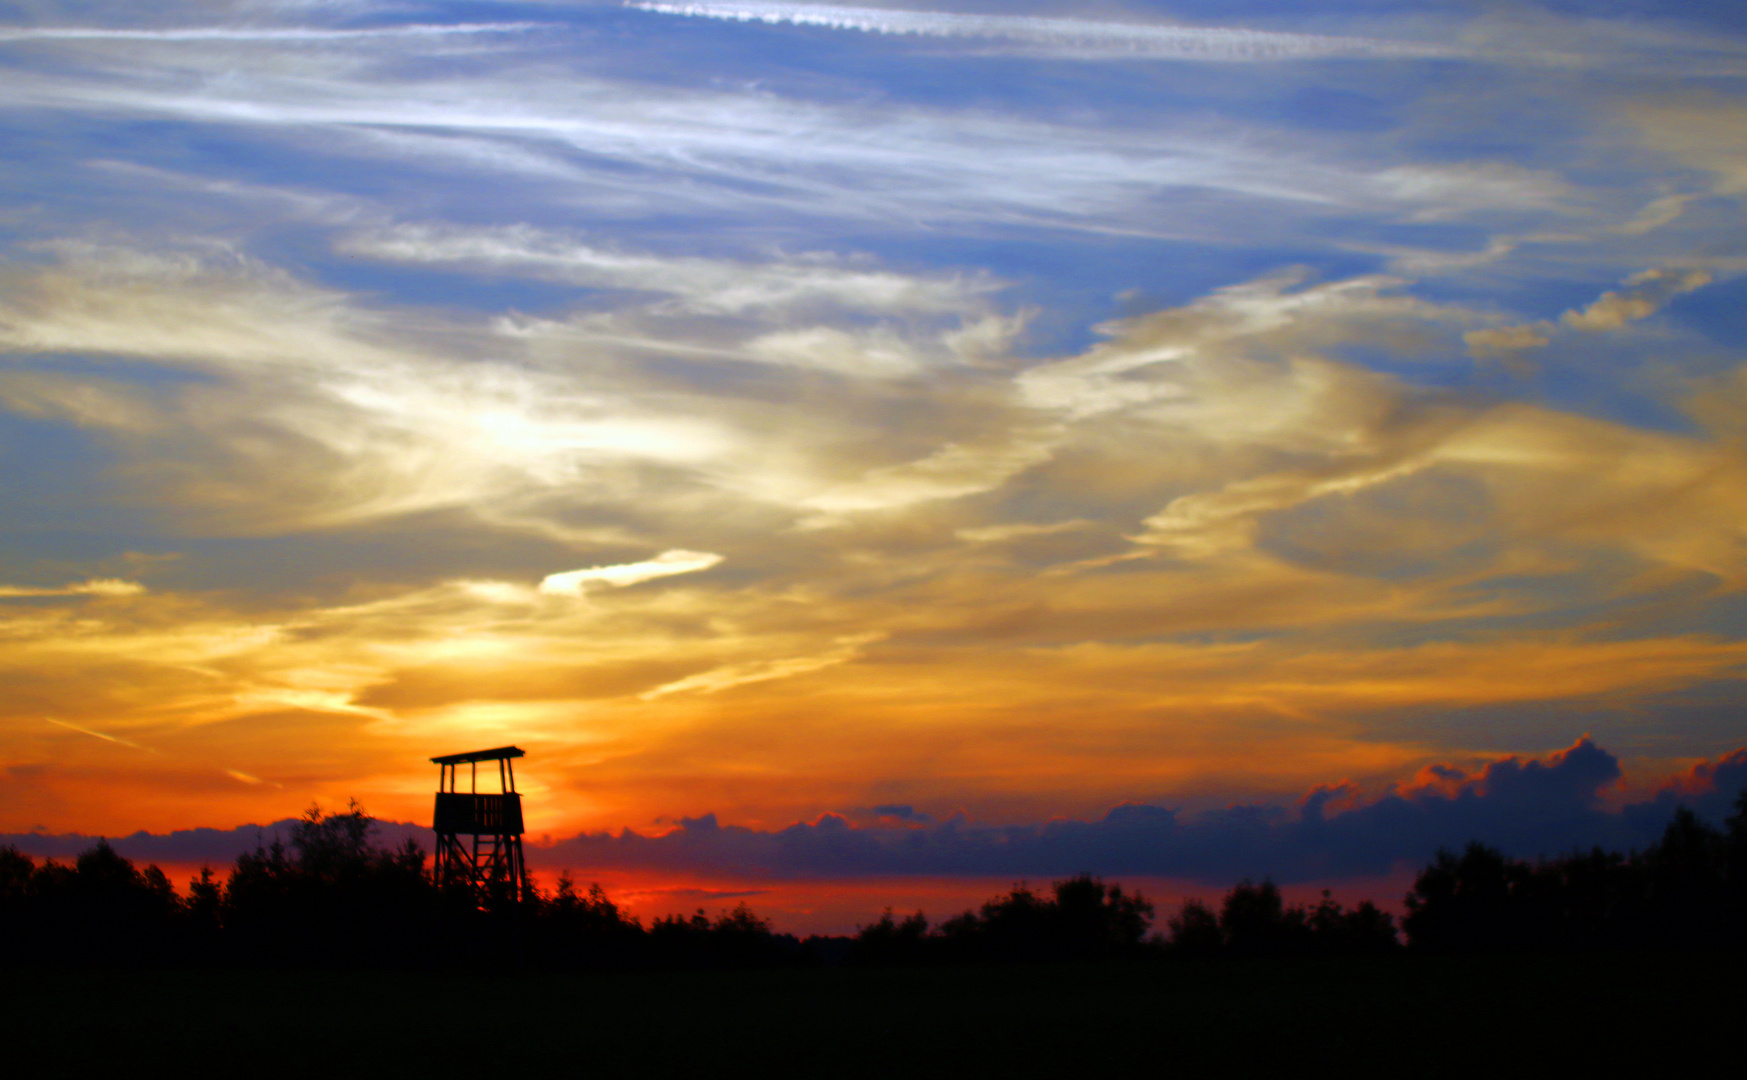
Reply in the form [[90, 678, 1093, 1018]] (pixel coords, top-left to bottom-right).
[[433, 792, 524, 835]]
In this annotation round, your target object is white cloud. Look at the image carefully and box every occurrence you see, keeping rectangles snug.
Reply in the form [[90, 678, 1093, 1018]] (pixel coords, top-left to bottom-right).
[[628, 2, 1456, 62], [744, 326, 924, 377], [339, 224, 997, 316], [0, 245, 750, 529], [0, 31, 1383, 231], [1372, 163, 1576, 220], [0, 578, 146, 597], [539, 550, 724, 595], [1016, 271, 1448, 422], [0, 23, 542, 42]]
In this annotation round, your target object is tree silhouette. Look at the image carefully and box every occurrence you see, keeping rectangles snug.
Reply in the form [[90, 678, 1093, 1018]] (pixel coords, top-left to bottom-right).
[[647, 902, 800, 968], [1165, 882, 1398, 956], [0, 840, 181, 965], [929, 874, 1155, 963], [535, 872, 644, 968], [850, 908, 931, 965], [1404, 843, 1529, 953], [4, 787, 1742, 971], [223, 801, 431, 967], [1219, 879, 1307, 956], [1305, 891, 1399, 955], [1164, 898, 1222, 958]]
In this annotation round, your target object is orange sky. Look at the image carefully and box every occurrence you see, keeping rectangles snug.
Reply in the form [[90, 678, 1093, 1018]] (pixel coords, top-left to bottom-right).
[[3, 2, 1747, 870]]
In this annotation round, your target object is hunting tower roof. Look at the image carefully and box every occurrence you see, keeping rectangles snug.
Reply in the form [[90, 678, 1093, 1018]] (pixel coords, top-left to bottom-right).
[[430, 745, 526, 765]]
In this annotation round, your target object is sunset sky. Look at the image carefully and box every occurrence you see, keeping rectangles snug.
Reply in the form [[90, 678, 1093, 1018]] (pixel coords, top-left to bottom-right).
[[3, 1, 1745, 921]]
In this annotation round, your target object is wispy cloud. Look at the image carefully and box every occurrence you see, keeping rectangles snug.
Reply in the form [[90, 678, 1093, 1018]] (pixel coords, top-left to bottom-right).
[[1462, 265, 1719, 359], [641, 632, 882, 698], [3, 0, 1746, 850], [0, 29, 1411, 231], [0, 579, 146, 598], [540, 550, 724, 595], [1562, 267, 1713, 331], [0, 23, 544, 43], [628, 2, 1456, 62], [340, 224, 998, 316]]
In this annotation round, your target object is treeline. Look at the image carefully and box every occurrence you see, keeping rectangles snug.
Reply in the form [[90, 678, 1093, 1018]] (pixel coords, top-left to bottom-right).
[[0, 804, 815, 970], [3, 793, 1744, 969], [1403, 803, 1747, 953]]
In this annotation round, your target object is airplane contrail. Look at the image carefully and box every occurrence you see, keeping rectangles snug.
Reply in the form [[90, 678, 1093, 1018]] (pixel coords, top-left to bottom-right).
[[627, 2, 1459, 61], [0, 23, 544, 43], [46, 717, 158, 753]]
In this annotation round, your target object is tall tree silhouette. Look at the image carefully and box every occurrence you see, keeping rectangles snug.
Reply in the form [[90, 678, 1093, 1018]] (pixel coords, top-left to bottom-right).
[[224, 801, 431, 966]]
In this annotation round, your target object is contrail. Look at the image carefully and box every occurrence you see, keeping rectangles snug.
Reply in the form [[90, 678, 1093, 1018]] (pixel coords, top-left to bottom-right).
[[0, 23, 544, 43], [627, 2, 1458, 61], [47, 718, 279, 785], [46, 718, 158, 753]]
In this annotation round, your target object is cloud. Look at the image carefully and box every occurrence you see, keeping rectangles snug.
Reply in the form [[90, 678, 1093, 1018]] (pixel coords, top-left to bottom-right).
[[0, 23, 543, 43], [799, 428, 1061, 518], [1372, 163, 1576, 220], [640, 632, 881, 698], [1015, 270, 1459, 422], [0, 816, 433, 867], [1627, 98, 1747, 195], [954, 520, 1091, 544], [6, 235, 1746, 845], [539, 550, 724, 595], [46, 718, 156, 752], [517, 738, 1747, 882], [1460, 264, 1719, 361], [1561, 267, 1713, 332], [1134, 451, 1432, 559], [6, 739, 1744, 886], [871, 804, 933, 823], [627, 2, 1457, 62], [0, 22, 1405, 232], [1618, 193, 1698, 235], [339, 224, 999, 317], [981, 266, 1747, 583], [0, 244, 747, 532], [0, 579, 146, 598], [1464, 324, 1550, 359], [0, 0, 1743, 884]]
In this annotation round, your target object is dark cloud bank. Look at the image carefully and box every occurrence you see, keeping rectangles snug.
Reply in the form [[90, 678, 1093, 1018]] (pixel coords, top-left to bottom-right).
[[10, 739, 1746, 885]]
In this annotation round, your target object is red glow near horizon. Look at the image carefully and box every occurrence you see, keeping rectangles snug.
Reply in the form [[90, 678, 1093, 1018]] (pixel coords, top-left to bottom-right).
[[138, 860, 1416, 937]]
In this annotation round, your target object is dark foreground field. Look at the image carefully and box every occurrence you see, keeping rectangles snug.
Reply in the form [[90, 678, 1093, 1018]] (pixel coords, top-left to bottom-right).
[[5, 953, 1736, 1075]]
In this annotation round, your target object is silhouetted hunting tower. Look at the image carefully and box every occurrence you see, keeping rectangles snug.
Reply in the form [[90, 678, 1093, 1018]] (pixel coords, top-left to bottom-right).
[[432, 746, 528, 906]]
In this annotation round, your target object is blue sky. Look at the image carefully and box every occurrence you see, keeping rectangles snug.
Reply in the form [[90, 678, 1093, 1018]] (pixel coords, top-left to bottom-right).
[[1, 2, 1744, 866]]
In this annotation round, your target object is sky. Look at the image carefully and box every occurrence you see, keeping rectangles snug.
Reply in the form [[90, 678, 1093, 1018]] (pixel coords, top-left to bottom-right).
[[2, 0, 1746, 923]]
